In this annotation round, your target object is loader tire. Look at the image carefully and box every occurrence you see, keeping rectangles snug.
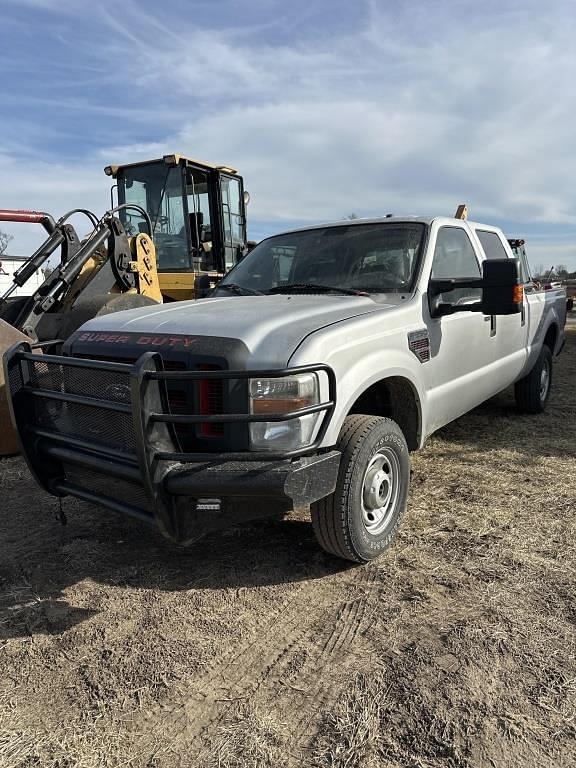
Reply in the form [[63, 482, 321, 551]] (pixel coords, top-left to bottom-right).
[[58, 293, 159, 340], [0, 296, 33, 328], [311, 415, 409, 563], [514, 345, 553, 414]]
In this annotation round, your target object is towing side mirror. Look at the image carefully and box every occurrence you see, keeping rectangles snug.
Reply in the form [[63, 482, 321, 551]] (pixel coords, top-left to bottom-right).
[[429, 258, 523, 318], [480, 258, 523, 315]]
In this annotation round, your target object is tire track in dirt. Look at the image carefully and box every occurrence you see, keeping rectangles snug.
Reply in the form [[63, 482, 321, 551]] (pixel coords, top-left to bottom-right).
[[137, 567, 375, 764], [284, 564, 380, 752], [136, 576, 337, 753], [136, 563, 381, 763]]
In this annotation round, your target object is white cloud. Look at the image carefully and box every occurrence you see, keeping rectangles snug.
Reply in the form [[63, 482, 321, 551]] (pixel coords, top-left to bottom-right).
[[0, 152, 106, 255], [2, 0, 576, 267]]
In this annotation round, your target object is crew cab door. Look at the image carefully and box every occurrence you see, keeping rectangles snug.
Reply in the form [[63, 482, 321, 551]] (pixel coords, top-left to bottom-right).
[[472, 228, 528, 386], [422, 224, 501, 432]]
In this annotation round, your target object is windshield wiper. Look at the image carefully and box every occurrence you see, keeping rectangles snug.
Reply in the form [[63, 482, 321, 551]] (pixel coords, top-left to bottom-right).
[[215, 283, 264, 296], [267, 283, 367, 296]]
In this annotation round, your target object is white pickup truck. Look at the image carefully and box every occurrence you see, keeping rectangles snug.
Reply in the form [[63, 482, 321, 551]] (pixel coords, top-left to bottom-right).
[[4, 216, 567, 562]]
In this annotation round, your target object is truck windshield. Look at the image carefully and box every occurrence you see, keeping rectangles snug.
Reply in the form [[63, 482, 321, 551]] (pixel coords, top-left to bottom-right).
[[216, 222, 426, 295]]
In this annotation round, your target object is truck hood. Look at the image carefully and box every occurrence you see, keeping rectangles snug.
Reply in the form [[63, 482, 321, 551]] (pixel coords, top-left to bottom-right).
[[75, 294, 389, 367]]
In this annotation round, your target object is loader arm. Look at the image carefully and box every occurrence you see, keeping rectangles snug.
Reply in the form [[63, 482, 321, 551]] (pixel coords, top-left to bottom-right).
[[0, 210, 82, 308], [0, 208, 56, 233], [1, 211, 161, 339]]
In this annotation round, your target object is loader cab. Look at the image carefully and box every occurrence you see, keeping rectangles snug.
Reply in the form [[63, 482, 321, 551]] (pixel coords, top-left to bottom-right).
[[106, 154, 248, 300]]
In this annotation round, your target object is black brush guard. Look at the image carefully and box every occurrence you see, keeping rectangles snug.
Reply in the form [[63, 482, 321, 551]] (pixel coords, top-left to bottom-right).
[[4, 342, 340, 544]]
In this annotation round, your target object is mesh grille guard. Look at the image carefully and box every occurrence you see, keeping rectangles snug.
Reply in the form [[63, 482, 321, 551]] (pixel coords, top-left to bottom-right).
[[3, 341, 337, 540]]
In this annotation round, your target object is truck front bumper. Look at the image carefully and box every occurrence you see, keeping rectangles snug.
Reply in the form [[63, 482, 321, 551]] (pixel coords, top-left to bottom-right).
[[4, 343, 339, 544]]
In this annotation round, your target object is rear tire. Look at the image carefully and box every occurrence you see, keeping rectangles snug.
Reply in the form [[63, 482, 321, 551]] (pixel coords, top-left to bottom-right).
[[311, 415, 410, 563], [514, 345, 553, 414]]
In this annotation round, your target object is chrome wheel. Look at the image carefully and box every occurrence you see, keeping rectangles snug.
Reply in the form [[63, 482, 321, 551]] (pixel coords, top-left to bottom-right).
[[540, 359, 551, 402], [361, 448, 400, 536]]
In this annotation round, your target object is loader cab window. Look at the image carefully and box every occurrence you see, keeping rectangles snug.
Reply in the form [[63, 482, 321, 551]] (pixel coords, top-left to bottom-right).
[[270, 246, 297, 283], [120, 162, 189, 272], [186, 167, 213, 271], [220, 175, 245, 271]]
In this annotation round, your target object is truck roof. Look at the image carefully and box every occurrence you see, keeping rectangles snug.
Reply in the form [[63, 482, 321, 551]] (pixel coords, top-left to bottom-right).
[[278, 216, 503, 236]]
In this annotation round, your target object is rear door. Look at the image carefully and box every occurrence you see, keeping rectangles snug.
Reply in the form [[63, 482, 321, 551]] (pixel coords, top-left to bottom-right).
[[472, 228, 528, 386]]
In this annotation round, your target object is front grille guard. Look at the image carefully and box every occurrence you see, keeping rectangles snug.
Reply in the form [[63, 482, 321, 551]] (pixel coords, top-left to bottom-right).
[[4, 341, 337, 541], [4, 342, 337, 471]]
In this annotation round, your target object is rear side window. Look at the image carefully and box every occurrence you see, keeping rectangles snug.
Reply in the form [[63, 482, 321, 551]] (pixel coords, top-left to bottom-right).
[[476, 230, 508, 260]]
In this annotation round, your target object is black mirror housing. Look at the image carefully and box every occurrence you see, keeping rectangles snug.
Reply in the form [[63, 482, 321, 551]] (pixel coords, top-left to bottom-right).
[[428, 258, 523, 318], [480, 258, 523, 315]]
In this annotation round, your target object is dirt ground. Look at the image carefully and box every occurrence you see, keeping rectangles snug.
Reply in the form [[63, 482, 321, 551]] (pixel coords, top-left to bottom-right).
[[1, 330, 575, 768]]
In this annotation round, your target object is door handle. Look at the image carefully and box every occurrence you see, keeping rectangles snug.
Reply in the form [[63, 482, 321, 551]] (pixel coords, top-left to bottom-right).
[[484, 315, 497, 336]]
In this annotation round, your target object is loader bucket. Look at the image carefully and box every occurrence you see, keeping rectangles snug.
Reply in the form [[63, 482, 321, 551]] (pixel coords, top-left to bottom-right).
[[0, 319, 32, 456]]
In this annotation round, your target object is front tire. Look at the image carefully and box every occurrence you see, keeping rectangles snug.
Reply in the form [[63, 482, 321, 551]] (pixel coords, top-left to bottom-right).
[[515, 345, 553, 414], [311, 415, 410, 563]]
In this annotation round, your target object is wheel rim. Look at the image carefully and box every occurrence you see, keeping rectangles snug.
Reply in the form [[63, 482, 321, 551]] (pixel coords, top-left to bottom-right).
[[540, 359, 550, 402], [361, 448, 401, 536]]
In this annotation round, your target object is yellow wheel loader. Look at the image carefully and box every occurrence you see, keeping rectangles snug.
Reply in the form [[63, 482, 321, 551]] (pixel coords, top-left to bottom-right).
[[107, 154, 249, 300], [0, 154, 249, 454]]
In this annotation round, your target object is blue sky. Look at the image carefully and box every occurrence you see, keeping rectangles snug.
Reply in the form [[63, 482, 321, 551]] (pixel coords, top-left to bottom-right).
[[1, 0, 575, 270]]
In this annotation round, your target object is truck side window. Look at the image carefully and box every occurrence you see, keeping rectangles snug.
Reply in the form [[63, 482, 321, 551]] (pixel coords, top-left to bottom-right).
[[476, 230, 508, 260], [431, 227, 481, 304]]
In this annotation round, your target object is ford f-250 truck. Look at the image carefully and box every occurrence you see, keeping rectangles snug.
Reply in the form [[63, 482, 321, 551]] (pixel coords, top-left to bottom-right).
[[3, 216, 567, 562]]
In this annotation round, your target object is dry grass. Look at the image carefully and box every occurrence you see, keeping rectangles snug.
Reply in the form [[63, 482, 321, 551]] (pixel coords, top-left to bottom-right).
[[0, 328, 575, 767], [312, 674, 384, 768], [197, 702, 286, 768], [0, 695, 147, 768]]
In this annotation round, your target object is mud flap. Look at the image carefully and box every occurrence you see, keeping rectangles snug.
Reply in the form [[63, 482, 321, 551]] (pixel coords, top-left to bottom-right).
[[0, 319, 34, 456]]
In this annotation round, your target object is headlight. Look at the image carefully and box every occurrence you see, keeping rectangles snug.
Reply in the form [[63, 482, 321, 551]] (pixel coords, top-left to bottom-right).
[[249, 373, 320, 451]]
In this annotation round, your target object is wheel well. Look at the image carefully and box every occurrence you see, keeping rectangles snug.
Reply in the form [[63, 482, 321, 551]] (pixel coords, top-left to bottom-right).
[[544, 324, 557, 353], [348, 377, 421, 451]]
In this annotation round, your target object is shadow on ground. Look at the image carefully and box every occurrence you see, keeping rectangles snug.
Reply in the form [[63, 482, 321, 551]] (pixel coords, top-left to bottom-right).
[[0, 487, 348, 640]]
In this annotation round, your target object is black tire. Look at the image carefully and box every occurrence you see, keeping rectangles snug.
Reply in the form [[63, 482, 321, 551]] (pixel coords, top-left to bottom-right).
[[58, 293, 159, 339], [514, 345, 553, 414], [311, 415, 410, 563], [0, 296, 32, 327]]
